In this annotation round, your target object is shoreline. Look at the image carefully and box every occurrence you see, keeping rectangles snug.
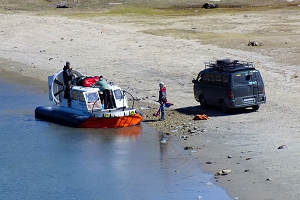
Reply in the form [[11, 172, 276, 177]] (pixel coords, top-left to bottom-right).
[[2, 9, 300, 199]]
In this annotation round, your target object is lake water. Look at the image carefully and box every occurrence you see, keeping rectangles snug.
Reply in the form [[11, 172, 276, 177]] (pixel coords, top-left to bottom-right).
[[0, 72, 232, 200]]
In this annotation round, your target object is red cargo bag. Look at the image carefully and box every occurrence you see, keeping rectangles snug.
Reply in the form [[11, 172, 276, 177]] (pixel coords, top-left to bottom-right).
[[83, 76, 99, 87]]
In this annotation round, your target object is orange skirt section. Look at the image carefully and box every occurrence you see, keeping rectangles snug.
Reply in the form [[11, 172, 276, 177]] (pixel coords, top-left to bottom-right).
[[79, 113, 143, 128]]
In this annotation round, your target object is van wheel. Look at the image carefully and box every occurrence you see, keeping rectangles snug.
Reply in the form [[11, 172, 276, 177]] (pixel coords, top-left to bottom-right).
[[220, 100, 230, 113], [199, 96, 207, 109], [252, 105, 260, 111]]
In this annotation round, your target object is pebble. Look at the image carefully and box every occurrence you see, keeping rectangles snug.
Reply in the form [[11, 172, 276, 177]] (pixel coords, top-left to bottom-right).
[[207, 182, 213, 186], [215, 169, 231, 176], [160, 139, 167, 143]]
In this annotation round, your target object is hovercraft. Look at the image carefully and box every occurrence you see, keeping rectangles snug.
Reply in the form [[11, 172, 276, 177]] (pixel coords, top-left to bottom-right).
[[35, 70, 142, 128]]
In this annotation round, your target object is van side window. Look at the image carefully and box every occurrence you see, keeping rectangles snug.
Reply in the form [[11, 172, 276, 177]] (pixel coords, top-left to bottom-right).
[[216, 74, 222, 82], [213, 74, 221, 86], [210, 74, 216, 84], [233, 71, 254, 87], [203, 73, 225, 86], [204, 73, 210, 82], [211, 74, 220, 86], [221, 75, 229, 86]]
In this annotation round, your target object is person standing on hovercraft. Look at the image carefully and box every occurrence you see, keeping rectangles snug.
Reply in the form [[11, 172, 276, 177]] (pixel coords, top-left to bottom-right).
[[94, 76, 113, 109], [63, 61, 74, 107]]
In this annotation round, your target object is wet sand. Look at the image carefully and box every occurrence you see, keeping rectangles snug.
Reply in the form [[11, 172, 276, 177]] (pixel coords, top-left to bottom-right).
[[1, 4, 300, 199]]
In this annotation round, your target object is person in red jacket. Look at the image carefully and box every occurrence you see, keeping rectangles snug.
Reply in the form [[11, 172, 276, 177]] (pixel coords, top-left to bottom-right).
[[158, 82, 167, 121]]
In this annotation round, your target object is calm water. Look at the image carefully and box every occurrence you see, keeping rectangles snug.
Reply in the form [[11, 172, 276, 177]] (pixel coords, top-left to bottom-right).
[[0, 73, 232, 200]]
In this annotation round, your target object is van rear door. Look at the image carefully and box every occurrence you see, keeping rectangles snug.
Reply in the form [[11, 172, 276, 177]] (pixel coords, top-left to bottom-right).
[[232, 70, 258, 106], [250, 70, 265, 103]]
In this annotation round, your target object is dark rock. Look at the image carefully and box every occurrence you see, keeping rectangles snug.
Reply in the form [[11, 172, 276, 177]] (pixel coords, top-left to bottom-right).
[[184, 146, 193, 150], [57, 2, 69, 8], [248, 41, 258, 46], [278, 145, 287, 149], [203, 2, 218, 9], [189, 130, 196, 133]]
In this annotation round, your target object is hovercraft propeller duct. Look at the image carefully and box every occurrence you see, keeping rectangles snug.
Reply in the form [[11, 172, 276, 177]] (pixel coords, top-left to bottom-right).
[[54, 79, 65, 96]]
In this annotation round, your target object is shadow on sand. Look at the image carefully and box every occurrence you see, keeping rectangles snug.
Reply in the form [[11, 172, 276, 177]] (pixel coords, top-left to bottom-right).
[[175, 105, 258, 117]]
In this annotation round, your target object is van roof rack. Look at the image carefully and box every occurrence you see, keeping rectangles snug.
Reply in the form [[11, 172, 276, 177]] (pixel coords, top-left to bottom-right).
[[204, 59, 254, 71]]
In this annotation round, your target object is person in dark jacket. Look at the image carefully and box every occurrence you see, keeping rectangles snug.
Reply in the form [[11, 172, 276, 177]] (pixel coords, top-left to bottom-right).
[[158, 82, 167, 120], [63, 61, 73, 106], [94, 76, 113, 109]]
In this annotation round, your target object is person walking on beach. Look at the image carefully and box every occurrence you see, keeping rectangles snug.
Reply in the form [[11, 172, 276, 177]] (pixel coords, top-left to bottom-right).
[[63, 61, 74, 106], [94, 76, 113, 109], [158, 82, 167, 121]]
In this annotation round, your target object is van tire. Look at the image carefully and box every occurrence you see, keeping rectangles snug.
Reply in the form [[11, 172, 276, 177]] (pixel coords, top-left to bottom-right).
[[252, 105, 260, 111], [220, 100, 230, 113], [199, 96, 208, 109]]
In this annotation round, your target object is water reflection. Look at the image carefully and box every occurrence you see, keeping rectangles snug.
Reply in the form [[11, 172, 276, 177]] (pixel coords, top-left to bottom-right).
[[115, 125, 142, 138]]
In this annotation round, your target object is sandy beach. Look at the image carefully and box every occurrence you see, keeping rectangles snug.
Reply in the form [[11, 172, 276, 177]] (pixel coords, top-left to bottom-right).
[[1, 2, 300, 199]]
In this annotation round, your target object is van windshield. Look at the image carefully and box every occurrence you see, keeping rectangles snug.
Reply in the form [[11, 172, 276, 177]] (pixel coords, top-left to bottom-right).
[[232, 71, 257, 87]]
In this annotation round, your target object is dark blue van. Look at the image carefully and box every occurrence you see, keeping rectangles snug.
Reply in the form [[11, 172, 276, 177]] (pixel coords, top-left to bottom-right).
[[192, 59, 266, 113]]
